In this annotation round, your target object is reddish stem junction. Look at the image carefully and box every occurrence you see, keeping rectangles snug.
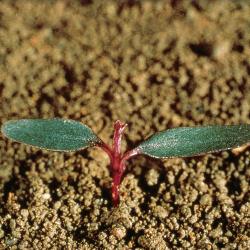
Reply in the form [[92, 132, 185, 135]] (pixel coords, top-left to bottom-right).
[[100, 120, 139, 206]]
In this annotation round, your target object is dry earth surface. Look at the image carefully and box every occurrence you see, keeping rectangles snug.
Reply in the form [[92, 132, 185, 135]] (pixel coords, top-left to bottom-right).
[[0, 0, 249, 249]]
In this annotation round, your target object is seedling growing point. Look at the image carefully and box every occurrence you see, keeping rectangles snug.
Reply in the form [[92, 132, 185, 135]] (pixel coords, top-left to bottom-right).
[[2, 119, 250, 206], [100, 120, 139, 206]]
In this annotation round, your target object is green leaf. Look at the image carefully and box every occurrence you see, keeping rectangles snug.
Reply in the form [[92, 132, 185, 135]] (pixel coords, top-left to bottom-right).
[[1, 119, 102, 151], [136, 125, 250, 158]]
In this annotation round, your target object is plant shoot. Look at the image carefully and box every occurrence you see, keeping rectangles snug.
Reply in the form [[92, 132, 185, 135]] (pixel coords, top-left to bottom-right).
[[2, 119, 250, 206]]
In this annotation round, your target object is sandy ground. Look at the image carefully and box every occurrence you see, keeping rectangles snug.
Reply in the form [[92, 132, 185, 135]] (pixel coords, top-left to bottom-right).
[[0, 0, 249, 249]]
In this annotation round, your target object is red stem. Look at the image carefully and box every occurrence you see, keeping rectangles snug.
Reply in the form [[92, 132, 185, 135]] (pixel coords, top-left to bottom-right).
[[122, 148, 140, 163], [113, 120, 127, 157], [98, 120, 140, 206]]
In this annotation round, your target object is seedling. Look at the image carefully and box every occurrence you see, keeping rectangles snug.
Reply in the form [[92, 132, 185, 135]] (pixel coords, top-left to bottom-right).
[[1, 119, 250, 206]]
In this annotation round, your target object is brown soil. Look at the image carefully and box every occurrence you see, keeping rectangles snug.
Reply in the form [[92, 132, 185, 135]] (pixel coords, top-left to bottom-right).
[[0, 0, 249, 249]]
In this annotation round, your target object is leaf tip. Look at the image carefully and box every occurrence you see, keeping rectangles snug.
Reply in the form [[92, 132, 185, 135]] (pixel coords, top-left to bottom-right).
[[1, 120, 12, 137]]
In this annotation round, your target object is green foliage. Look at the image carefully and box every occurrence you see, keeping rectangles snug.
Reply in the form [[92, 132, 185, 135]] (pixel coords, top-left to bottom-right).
[[1, 119, 101, 151], [137, 125, 250, 158], [2, 119, 250, 206]]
